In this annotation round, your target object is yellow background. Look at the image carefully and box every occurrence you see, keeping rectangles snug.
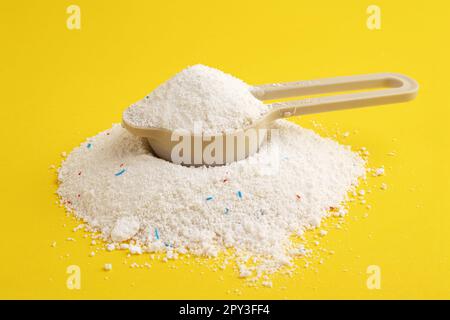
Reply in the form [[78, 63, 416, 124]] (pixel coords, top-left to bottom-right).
[[0, 0, 449, 299]]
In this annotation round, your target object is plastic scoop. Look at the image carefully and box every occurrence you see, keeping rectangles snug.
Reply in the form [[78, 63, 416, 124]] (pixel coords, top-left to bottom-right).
[[122, 72, 418, 166]]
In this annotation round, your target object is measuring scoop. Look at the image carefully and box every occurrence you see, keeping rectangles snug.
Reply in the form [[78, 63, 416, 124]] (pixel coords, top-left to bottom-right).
[[122, 73, 418, 166]]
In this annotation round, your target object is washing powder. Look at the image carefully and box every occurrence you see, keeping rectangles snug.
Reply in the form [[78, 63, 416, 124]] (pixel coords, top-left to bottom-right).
[[123, 64, 269, 135], [58, 65, 366, 277], [58, 120, 365, 275]]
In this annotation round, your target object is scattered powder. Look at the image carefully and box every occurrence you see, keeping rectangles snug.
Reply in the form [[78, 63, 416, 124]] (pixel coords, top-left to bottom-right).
[[319, 230, 328, 237], [129, 244, 143, 255], [73, 224, 84, 232], [387, 151, 396, 156], [57, 120, 365, 276], [374, 167, 385, 176], [239, 266, 253, 278], [122, 64, 269, 135]]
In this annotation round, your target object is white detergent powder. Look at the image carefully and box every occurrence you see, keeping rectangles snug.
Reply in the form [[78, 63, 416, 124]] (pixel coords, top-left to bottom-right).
[[123, 64, 269, 135], [57, 65, 366, 277], [58, 121, 365, 274]]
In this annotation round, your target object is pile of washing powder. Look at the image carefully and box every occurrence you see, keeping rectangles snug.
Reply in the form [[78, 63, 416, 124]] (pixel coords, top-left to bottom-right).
[[57, 65, 366, 277], [123, 64, 269, 134]]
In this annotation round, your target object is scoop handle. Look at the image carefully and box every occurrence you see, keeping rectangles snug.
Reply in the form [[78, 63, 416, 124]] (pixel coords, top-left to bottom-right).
[[252, 73, 418, 118]]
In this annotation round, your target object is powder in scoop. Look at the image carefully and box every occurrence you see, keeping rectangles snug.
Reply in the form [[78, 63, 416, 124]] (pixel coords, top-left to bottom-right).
[[123, 64, 269, 135], [57, 120, 365, 276]]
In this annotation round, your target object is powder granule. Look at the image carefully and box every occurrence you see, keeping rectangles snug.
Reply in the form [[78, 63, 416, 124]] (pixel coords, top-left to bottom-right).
[[110, 216, 140, 242], [123, 64, 269, 135], [57, 120, 365, 275]]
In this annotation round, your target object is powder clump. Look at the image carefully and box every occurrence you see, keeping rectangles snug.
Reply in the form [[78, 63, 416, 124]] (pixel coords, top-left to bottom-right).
[[110, 216, 140, 242], [123, 64, 268, 135]]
